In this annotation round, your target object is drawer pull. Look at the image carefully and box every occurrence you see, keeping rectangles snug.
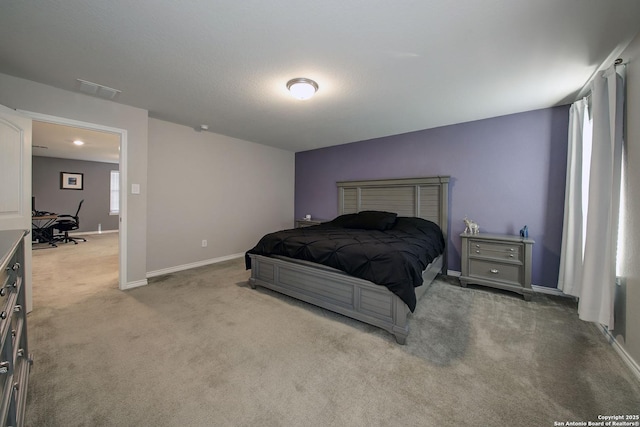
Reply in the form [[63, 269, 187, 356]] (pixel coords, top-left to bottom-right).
[[509, 248, 514, 252], [0, 311, 6, 320], [0, 361, 9, 374], [14, 305, 21, 313], [11, 262, 21, 271], [17, 349, 24, 357], [490, 269, 499, 274], [476, 250, 480, 254], [509, 254, 514, 258], [475, 244, 480, 248], [0, 288, 5, 297]]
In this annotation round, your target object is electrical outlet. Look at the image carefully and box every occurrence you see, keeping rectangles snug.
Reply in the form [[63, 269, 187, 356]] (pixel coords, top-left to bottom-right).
[[201, 239, 207, 247]]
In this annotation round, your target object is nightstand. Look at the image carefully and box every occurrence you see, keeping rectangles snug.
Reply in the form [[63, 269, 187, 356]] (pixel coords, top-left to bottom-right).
[[294, 219, 324, 228], [460, 233, 534, 300]]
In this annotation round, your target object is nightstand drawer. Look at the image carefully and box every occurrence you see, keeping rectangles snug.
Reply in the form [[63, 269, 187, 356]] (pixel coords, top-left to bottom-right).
[[295, 219, 324, 228], [468, 240, 522, 261], [469, 259, 523, 286]]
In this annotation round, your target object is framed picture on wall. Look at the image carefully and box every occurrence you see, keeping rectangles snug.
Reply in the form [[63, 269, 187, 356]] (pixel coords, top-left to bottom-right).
[[60, 172, 84, 190]]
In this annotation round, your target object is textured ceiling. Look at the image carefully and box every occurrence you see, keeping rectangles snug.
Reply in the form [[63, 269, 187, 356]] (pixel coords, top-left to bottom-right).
[[32, 121, 120, 164], [1, 1, 640, 153]]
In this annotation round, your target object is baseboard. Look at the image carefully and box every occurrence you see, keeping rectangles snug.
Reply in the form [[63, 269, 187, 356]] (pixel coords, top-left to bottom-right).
[[531, 284, 573, 298], [599, 325, 640, 383], [146, 253, 245, 278], [70, 229, 119, 236], [447, 270, 461, 277], [121, 279, 148, 290]]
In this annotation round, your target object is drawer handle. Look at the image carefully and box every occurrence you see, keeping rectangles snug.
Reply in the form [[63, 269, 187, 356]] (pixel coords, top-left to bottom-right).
[[509, 254, 514, 258], [14, 305, 21, 313], [490, 269, 499, 274], [509, 248, 514, 252], [11, 262, 21, 272], [0, 361, 9, 374], [0, 311, 6, 320], [0, 288, 5, 297], [475, 244, 480, 248], [475, 250, 480, 254]]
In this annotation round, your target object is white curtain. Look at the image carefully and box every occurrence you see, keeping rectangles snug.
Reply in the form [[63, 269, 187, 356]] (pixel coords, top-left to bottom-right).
[[558, 98, 588, 296], [559, 65, 625, 329]]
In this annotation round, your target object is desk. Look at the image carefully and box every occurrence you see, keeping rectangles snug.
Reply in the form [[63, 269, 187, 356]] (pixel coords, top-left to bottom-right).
[[32, 214, 58, 247]]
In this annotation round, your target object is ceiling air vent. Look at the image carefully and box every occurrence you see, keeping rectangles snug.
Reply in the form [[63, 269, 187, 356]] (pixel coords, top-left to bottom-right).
[[76, 79, 121, 100]]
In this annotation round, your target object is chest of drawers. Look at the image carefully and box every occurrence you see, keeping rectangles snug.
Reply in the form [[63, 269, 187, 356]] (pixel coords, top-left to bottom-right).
[[460, 233, 534, 300], [0, 230, 32, 427]]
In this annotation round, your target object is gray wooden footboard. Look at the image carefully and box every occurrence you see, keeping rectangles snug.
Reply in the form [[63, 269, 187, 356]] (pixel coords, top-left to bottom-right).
[[249, 253, 444, 344]]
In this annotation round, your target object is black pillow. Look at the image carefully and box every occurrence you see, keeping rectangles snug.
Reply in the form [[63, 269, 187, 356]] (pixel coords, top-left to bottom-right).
[[339, 210, 398, 231], [355, 210, 398, 230], [328, 213, 360, 228]]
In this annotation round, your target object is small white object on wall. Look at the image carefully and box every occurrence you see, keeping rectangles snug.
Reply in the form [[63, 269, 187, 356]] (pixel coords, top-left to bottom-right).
[[131, 183, 140, 194], [305, 214, 312, 220]]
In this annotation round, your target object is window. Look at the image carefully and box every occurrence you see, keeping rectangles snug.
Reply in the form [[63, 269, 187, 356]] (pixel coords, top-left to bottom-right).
[[575, 105, 624, 275], [110, 170, 119, 215], [581, 105, 593, 257]]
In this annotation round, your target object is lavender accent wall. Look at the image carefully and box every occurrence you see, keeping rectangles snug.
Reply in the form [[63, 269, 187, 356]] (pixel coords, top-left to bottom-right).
[[295, 106, 569, 288]]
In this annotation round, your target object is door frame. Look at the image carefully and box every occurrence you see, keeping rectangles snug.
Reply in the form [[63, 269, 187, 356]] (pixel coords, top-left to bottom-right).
[[22, 110, 128, 289]]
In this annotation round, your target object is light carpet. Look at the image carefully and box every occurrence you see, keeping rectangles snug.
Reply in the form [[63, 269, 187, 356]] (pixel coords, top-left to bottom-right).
[[26, 233, 640, 426]]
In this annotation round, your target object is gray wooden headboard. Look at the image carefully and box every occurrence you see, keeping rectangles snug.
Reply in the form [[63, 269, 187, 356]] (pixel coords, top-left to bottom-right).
[[337, 175, 450, 245]]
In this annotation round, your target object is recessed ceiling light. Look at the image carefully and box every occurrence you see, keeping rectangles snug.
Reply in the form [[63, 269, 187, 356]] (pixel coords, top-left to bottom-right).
[[286, 78, 319, 100], [73, 140, 85, 146]]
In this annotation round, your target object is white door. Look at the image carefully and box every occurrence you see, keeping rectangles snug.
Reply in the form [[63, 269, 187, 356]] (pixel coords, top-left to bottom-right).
[[0, 104, 32, 312]]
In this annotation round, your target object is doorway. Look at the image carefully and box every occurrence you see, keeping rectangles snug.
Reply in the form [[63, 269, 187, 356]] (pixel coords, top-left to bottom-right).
[[26, 112, 128, 291]]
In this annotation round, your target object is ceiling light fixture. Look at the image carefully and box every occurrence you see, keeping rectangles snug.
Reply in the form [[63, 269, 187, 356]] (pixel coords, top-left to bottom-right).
[[286, 78, 319, 100], [73, 140, 85, 146]]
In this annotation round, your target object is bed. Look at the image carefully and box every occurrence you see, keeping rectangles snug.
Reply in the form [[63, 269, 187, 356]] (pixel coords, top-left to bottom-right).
[[246, 176, 450, 344]]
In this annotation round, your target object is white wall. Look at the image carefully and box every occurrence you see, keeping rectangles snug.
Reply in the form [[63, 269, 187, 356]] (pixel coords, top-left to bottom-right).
[[146, 118, 294, 273], [0, 73, 295, 285], [616, 33, 640, 368], [0, 72, 149, 286]]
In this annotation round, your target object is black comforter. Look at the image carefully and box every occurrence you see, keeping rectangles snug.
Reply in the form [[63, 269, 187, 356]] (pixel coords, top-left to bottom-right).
[[245, 216, 445, 311]]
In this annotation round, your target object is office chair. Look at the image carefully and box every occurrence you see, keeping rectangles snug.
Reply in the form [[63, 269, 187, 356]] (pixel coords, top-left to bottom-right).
[[53, 199, 87, 244]]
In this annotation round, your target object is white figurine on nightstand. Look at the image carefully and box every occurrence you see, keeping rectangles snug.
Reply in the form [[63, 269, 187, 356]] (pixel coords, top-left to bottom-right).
[[463, 217, 479, 234]]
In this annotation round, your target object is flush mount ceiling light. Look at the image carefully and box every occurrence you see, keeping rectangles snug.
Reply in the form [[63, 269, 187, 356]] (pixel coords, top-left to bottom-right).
[[73, 140, 85, 146], [286, 78, 319, 100]]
